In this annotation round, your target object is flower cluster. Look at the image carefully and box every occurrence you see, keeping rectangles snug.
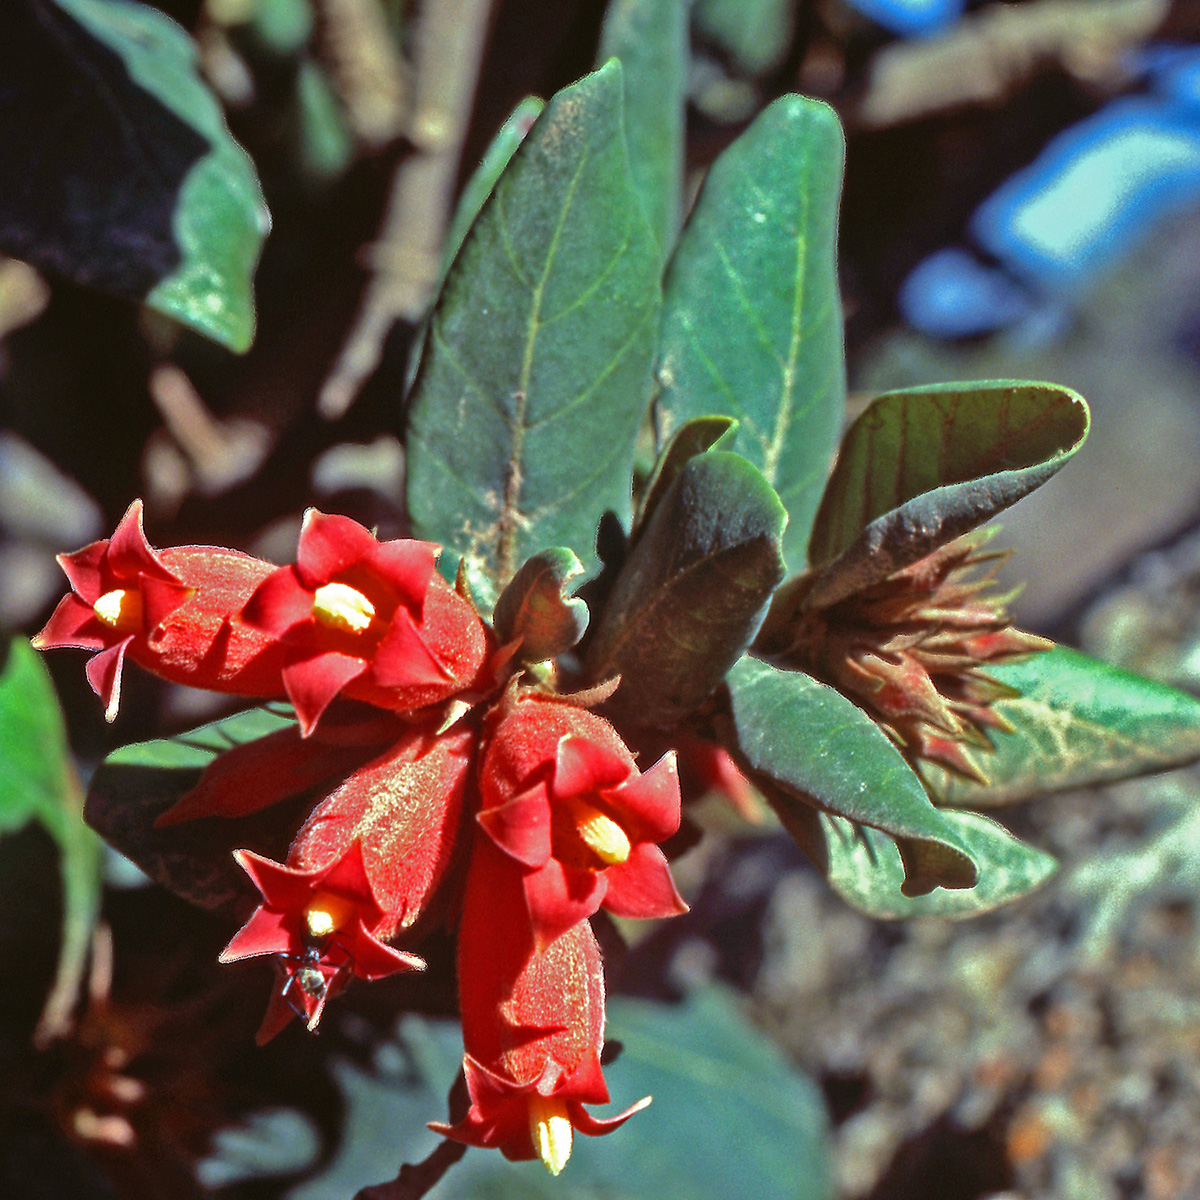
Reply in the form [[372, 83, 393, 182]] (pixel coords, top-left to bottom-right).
[[35, 502, 687, 1174]]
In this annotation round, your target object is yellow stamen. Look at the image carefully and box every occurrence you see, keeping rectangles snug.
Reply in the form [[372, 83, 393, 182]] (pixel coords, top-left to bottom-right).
[[570, 799, 631, 866], [311, 582, 375, 634], [529, 1095, 573, 1175], [303, 891, 356, 942], [92, 588, 143, 632]]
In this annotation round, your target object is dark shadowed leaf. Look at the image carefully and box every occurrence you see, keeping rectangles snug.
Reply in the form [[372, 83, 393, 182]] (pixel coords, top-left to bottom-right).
[[727, 656, 978, 894], [0, 639, 101, 1043], [656, 95, 845, 567], [406, 63, 661, 600], [789, 803, 1057, 918], [587, 452, 786, 727], [294, 989, 832, 1200], [85, 705, 315, 918], [598, 0, 688, 255], [692, 0, 798, 75], [0, 0, 269, 351], [806, 381, 1089, 607], [926, 646, 1200, 808], [635, 414, 738, 533], [492, 547, 589, 663]]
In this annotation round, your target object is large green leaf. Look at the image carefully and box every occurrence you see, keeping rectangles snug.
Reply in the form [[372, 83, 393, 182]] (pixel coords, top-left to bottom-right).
[[806, 381, 1090, 607], [587, 452, 787, 728], [727, 656, 977, 894], [656, 95, 845, 567], [598, 0, 688, 254], [288, 988, 833, 1200], [692, 0, 797, 75], [85, 704, 311, 917], [0, 0, 269, 351], [0, 640, 101, 1043], [927, 646, 1200, 808], [405, 62, 661, 598], [790, 805, 1057, 919]]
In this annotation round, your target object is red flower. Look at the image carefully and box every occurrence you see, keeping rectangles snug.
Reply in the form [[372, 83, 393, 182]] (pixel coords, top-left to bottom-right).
[[33, 499, 288, 721], [221, 843, 423, 1040], [285, 723, 474, 941], [476, 696, 687, 948], [433, 840, 647, 1173], [239, 509, 491, 734]]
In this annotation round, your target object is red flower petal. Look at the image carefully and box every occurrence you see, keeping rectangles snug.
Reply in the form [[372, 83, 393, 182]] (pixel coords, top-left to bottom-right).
[[477, 783, 553, 869], [104, 498, 177, 583], [369, 537, 440, 603], [294, 509, 379, 588], [56, 541, 109, 603], [85, 638, 130, 723], [522, 858, 607, 951], [240, 567, 317, 637], [31, 593, 103, 651], [220, 904, 296, 962], [368, 604, 452, 689], [140, 575, 195, 629], [553, 733, 632, 799], [283, 651, 368, 735], [341, 916, 424, 980], [601, 752, 681, 843], [601, 842, 688, 921]]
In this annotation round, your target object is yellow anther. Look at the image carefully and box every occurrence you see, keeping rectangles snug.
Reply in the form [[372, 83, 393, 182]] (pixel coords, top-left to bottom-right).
[[529, 1095, 573, 1176], [571, 799, 631, 866], [311, 582, 375, 634], [303, 891, 356, 942], [92, 588, 143, 632]]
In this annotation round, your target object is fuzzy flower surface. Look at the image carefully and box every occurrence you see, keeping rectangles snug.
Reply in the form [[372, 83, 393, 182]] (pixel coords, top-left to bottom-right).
[[435, 839, 647, 1173], [221, 843, 423, 1039], [33, 499, 287, 720], [239, 509, 490, 733], [476, 694, 687, 948]]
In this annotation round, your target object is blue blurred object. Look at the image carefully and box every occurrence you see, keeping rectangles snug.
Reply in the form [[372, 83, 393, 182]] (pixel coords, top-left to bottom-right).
[[971, 98, 1200, 291], [842, 0, 963, 37], [898, 247, 1035, 337]]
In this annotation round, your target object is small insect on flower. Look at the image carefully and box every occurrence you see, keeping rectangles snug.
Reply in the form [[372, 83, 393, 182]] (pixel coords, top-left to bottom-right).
[[274, 938, 353, 1031]]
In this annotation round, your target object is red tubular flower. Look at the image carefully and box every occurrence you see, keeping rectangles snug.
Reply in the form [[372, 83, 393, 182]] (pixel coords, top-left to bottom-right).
[[239, 509, 491, 734], [433, 839, 648, 1173], [286, 722, 474, 941], [476, 695, 687, 949], [221, 843, 423, 1041], [33, 499, 288, 721]]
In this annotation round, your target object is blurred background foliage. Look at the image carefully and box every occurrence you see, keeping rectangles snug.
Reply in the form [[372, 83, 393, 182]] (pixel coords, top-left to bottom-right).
[[8, 0, 1200, 1197]]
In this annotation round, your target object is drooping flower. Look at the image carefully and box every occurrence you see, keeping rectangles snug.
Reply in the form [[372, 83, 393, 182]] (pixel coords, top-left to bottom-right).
[[757, 529, 1051, 782], [221, 843, 423, 1040], [239, 509, 491, 734], [476, 694, 686, 949], [33, 499, 289, 721], [285, 722, 475, 941], [433, 838, 647, 1172]]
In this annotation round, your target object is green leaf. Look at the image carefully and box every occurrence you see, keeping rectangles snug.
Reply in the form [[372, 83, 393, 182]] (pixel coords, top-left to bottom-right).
[[806, 381, 1090, 606], [492, 547, 589, 663], [440, 96, 545, 282], [793, 805, 1057, 918], [692, 0, 797, 75], [598, 0, 688, 254], [24, 0, 270, 351], [727, 656, 978, 894], [292, 989, 833, 1200], [406, 62, 661, 593], [926, 646, 1200, 808], [296, 59, 353, 179], [0, 640, 101, 1043], [86, 704, 305, 916], [656, 95, 845, 568], [635, 413, 738, 533], [587, 452, 787, 727]]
